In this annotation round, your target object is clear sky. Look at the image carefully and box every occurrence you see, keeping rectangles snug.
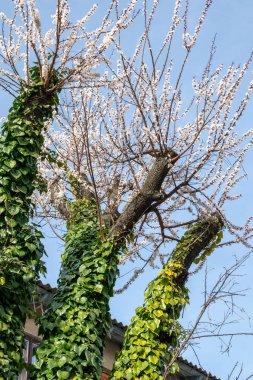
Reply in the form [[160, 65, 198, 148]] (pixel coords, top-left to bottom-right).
[[1, 1, 253, 379]]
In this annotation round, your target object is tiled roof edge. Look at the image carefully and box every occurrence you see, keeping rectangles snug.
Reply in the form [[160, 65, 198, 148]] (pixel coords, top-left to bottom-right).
[[35, 280, 57, 293], [178, 357, 221, 380]]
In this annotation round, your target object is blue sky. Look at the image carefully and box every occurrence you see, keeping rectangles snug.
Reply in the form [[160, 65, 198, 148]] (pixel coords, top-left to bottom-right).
[[1, 1, 253, 378]]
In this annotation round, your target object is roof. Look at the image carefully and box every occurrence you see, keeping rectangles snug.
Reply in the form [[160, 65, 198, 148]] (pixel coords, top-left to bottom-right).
[[36, 282, 221, 380], [35, 280, 57, 293], [178, 357, 221, 380]]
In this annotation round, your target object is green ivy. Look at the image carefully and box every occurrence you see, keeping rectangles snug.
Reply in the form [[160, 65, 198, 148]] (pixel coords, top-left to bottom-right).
[[0, 65, 59, 378], [32, 199, 120, 380], [110, 219, 223, 380], [193, 230, 223, 264]]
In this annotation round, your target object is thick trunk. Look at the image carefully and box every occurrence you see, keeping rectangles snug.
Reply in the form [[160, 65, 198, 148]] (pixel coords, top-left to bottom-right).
[[0, 67, 59, 378], [32, 200, 119, 379], [110, 215, 223, 380]]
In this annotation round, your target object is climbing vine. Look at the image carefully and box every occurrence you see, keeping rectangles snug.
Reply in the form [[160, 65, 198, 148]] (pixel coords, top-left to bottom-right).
[[0, 65, 59, 378], [110, 218, 223, 380], [32, 199, 120, 380]]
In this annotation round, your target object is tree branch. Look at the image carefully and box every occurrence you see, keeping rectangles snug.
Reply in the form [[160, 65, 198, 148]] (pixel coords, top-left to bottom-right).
[[109, 151, 177, 241]]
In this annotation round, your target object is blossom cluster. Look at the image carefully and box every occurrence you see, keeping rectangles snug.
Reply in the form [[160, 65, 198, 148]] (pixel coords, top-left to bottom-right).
[[0, 0, 138, 93]]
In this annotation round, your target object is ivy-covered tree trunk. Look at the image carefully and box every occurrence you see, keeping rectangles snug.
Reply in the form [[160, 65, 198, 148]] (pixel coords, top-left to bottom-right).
[[32, 199, 120, 380], [0, 66, 59, 378], [110, 216, 223, 380]]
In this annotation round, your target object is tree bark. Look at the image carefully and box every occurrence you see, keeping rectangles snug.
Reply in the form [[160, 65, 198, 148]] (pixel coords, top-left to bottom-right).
[[109, 152, 177, 242]]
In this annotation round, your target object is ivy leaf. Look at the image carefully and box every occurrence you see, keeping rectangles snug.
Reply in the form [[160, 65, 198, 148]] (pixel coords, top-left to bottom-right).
[[148, 355, 159, 365], [5, 159, 16, 169], [17, 147, 31, 156], [154, 310, 163, 318], [17, 185, 28, 194], [25, 242, 37, 252], [56, 370, 69, 379], [2, 145, 14, 154], [20, 167, 29, 175], [6, 205, 21, 216], [17, 137, 29, 145], [11, 171, 22, 180], [58, 356, 67, 368], [5, 217, 17, 227], [23, 273, 34, 282], [0, 194, 7, 203], [94, 284, 103, 293]]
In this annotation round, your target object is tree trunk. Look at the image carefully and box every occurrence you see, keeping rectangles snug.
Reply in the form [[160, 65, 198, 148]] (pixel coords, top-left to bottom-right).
[[32, 199, 120, 379], [0, 66, 59, 378], [110, 215, 223, 380]]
